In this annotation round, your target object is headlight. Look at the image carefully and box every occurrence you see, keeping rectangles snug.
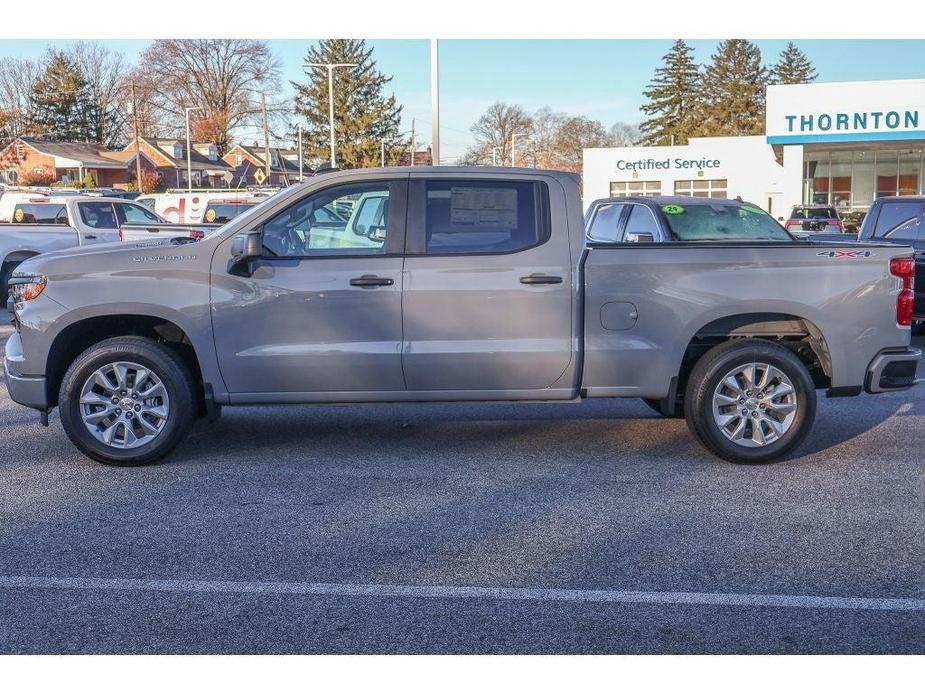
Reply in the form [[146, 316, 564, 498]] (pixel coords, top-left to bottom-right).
[[8, 274, 47, 302]]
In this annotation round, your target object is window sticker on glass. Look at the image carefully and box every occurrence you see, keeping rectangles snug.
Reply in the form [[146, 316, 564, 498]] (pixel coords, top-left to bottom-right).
[[450, 187, 518, 229], [661, 204, 685, 215]]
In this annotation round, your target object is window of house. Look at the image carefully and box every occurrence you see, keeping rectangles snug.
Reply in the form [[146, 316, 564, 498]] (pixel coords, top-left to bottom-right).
[[261, 181, 392, 257], [674, 179, 728, 198], [423, 180, 548, 255], [15, 145, 24, 159], [610, 180, 661, 197]]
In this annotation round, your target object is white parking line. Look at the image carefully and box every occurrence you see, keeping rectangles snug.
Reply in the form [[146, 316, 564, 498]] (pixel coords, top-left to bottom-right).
[[1, 575, 924, 612]]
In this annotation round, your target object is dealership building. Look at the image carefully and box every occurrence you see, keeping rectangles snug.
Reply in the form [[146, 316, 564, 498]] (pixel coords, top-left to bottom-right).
[[583, 78, 925, 218]]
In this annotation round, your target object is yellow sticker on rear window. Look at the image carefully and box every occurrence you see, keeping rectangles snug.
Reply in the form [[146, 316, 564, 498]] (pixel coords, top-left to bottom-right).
[[14, 208, 24, 222], [205, 209, 216, 222], [661, 204, 685, 215]]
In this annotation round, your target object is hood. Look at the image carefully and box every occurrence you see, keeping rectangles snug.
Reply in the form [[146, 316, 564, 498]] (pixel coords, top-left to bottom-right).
[[15, 236, 208, 278]]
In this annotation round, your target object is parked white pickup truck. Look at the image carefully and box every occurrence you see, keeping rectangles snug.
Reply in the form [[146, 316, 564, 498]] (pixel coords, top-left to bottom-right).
[[0, 196, 165, 300]]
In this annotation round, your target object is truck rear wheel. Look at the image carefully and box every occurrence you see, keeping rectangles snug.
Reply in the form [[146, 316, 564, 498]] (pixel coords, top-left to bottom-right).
[[58, 337, 197, 466], [683, 339, 816, 464]]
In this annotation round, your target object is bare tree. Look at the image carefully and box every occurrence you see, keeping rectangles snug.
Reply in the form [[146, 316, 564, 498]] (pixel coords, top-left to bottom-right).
[[69, 42, 129, 147], [0, 57, 41, 142], [609, 121, 641, 146], [460, 101, 534, 166], [135, 39, 281, 154], [528, 107, 567, 168]]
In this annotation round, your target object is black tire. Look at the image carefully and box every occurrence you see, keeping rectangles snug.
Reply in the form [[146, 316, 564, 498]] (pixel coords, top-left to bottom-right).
[[641, 397, 682, 418], [683, 339, 816, 464], [58, 336, 197, 466]]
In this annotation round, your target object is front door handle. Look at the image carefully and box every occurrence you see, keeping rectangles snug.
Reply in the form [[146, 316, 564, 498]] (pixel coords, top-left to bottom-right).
[[350, 275, 394, 288], [84, 234, 97, 240], [520, 273, 563, 285]]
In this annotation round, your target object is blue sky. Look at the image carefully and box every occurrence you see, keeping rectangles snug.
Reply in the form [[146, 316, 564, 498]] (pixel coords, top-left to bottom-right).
[[3, 39, 925, 162]]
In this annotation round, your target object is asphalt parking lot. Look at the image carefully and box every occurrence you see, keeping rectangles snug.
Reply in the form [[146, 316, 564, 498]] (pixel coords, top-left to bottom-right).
[[1, 315, 924, 654]]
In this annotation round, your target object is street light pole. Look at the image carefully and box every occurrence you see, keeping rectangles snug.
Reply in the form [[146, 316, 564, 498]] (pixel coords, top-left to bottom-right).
[[511, 132, 527, 168], [298, 123, 304, 182], [430, 39, 440, 167], [305, 62, 358, 167], [184, 106, 202, 192]]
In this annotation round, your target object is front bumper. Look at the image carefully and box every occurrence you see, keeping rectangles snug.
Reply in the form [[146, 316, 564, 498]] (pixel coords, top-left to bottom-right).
[[865, 347, 922, 394], [3, 330, 48, 410]]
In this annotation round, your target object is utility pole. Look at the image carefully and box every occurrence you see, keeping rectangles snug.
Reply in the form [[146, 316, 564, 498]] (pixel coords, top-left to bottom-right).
[[430, 39, 440, 167], [184, 106, 202, 193], [410, 119, 416, 166], [381, 139, 386, 167], [130, 81, 143, 191], [298, 123, 304, 182], [304, 61, 357, 167], [261, 92, 271, 184]]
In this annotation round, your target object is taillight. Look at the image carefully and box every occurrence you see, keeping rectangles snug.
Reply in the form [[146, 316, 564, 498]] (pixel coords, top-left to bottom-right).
[[890, 256, 916, 327], [190, 229, 205, 240]]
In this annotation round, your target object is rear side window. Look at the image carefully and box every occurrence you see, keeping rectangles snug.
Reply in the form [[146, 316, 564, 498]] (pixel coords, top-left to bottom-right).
[[115, 202, 163, 224], [13, 203, 67, 224], [872, 202, 923, 241], [78, 201, 118, 229], [424, 180, 549, 255], [587, 203, 626, 243]]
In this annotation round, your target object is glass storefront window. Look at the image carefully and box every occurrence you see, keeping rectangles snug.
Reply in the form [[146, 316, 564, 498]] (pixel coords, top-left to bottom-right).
[[804, 148, 924, 209], [674, 179, 727, 198], [898, 149, 921, 197], [610, 181, 660, 197]]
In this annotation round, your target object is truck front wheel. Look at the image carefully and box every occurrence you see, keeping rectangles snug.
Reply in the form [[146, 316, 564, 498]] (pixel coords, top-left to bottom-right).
[[683, 339, 816, 464], [58, 337, 197, 466]]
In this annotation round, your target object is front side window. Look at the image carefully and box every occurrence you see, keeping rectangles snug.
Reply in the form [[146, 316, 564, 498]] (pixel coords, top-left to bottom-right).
[[873, 202, 923, 241], [261, 182, 393, 257], [77, 201, 118, 229], [586, 203, 626, 243], [115, 202, 163, 224], [424, 180, 547, 255]]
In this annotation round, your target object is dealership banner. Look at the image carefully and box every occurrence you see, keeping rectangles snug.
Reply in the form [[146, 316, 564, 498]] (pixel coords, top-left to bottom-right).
[[766, 78, 925, 144]]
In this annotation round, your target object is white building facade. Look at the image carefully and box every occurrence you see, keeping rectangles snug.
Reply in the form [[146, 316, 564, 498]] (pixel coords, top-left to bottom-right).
[[583, 78, 925, 218]]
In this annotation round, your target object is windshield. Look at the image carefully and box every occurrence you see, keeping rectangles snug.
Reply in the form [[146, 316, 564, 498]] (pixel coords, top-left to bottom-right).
[[661, 202, 792, 241], [790, 207, 837, 220]]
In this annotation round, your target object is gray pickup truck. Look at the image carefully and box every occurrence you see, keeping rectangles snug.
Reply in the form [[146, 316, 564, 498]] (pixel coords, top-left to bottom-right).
[[0, 196, 166, 301], [4, 167, 920, 467]]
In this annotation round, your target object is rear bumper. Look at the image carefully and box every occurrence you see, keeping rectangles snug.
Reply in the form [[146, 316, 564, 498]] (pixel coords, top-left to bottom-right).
[[3, 330, 48, 410], [865, 347, 922, 394]]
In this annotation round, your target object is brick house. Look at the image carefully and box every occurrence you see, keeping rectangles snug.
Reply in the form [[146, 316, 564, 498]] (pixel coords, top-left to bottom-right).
[[120, 137, 234, 189], [223, 144, 310, 187], [398, 146, 434, 167], [0, 138, 138, 187]]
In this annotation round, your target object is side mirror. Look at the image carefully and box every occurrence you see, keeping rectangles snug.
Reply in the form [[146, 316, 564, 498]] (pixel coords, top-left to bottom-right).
[[228, 232, 261, 277], [231, 232, 262, 259]]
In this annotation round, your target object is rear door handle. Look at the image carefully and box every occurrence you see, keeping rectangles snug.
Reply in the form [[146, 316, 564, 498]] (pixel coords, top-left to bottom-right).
[[350, 275, 394, 288], [84, 234, 97, 240], [520, 273, 563, 285]]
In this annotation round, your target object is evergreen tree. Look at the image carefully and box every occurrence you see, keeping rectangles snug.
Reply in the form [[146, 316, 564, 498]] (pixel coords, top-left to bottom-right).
[[638, 40, 702, 146], [29, 50, 95, 141], [698, 39, 768, 137], [292, 39, 404, 168], [770, 42, 817, 84]]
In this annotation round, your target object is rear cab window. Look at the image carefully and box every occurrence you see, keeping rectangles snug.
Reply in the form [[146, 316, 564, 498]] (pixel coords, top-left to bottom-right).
[[871, 201, 924, 241], [12, 203, 68, 225], [790, 207, 838, 220], [422, 180, 549, 255], [660, 201, 792, 242]]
